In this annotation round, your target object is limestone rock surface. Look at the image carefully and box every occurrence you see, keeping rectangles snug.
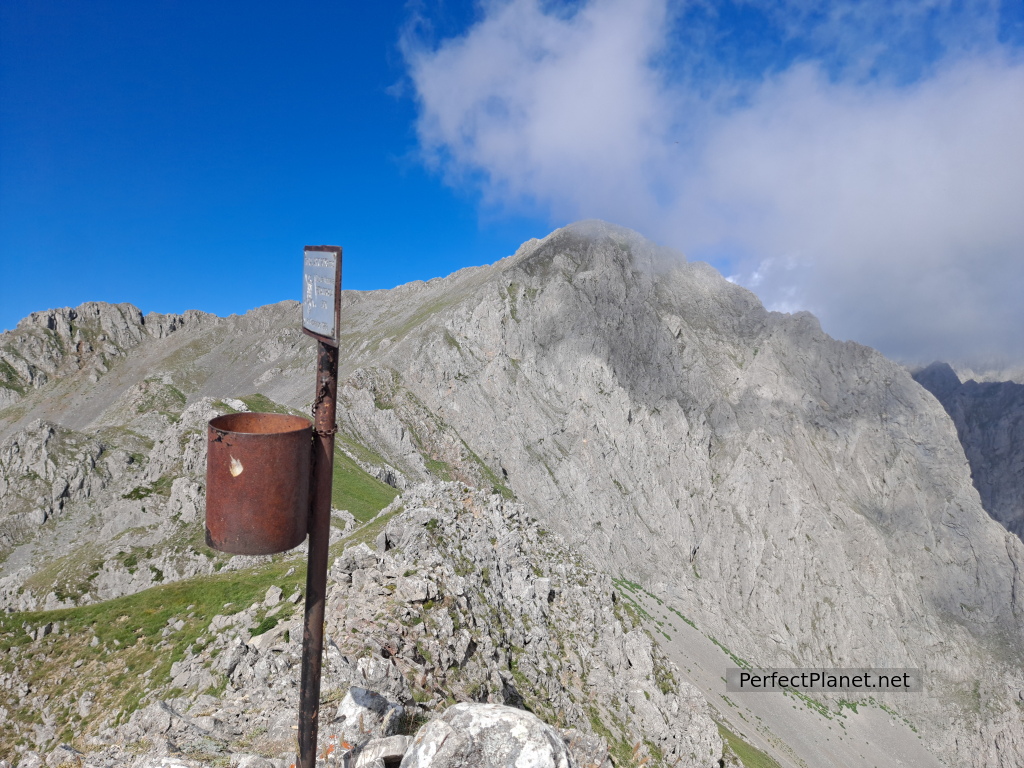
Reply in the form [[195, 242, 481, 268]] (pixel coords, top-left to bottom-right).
[[399, 703, 574, 768], [0, 482, 721, 767], [914, 361, 1024, 537]]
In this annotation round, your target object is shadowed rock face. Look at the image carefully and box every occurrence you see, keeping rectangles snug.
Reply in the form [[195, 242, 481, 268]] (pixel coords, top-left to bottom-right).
[[914, 361, 1024, 538]]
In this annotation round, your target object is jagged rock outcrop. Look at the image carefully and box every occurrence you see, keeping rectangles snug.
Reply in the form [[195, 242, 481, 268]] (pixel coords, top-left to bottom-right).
[[0, 398, 228, 612], [325, 484, 720, 767], [914, 361, 1024, 537], [0, 420, 130, 548], [0, 303, 215, 399], [0, 301, 309, 445], [10, 482, 720, 767]]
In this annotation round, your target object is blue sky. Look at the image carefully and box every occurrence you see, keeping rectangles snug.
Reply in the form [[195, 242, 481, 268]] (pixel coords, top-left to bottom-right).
[[0, 2, 542, 331], [2, 1, 1023, 366]]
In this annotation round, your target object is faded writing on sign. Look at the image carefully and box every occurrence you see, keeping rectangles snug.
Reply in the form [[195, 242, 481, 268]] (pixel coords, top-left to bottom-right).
[[302, 248, 341, 341]]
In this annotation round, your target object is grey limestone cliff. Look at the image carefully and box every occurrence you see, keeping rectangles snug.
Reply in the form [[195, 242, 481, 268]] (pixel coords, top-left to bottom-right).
[[328, 221, 1024, 767], [914, 361, 1024, 538]]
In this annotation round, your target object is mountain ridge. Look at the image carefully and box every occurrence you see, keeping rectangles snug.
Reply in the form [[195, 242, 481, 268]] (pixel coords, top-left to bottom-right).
[[2, 220, 1023, 767]]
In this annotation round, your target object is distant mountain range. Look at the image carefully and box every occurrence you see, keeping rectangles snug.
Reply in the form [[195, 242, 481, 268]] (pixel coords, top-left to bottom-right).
[[1, 221, 1022, 768]]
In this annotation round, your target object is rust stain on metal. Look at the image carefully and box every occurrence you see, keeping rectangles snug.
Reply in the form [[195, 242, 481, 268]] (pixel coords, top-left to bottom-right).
[[205, 412, 312, 555], [298, 341, 339, 768]]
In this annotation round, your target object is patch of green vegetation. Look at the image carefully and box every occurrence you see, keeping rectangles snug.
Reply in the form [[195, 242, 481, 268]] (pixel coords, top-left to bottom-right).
[[0, 357, 27, 394], [786, 688, 832, 719], [612, 578, 657, 625], [615, 577, 642, 592], [137, 379, 187, 417], [22, 546, 105, 603], [614, 592, 650, 626], [644, 739, 664, 764], [160, 336, 217, 388], [0, 401, 30, 427], [0, 552, 306, 755], [331, 506, 403, 555], [96, 426, 155, 455], [122, 474, 174, 500], [837, 698, 860, 714], [666, 604, 697, 629], [443, 330, 462, 351], [372, 390, 395, 410], [251, 614, 280, 637], [332, 447, 399, 523], [336, 434, 390, 469], [237, 393, 302, 416], [397, 708, 431, 736], [586, 707, 654, 767], [424, 457, 454, 481], [458, 440, 514, 499], [717, 723, 782, 768], [506, 283, 520, 321], [709, 636, 751, 670], [864, 696, 918, 732], [387, 294, 465, 341], [652, 654, 677, 695]]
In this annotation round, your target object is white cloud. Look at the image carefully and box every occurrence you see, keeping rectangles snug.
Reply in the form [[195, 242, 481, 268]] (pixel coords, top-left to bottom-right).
[[685, 58, 1024, 363], [406, 0, 673, 220], [404, 0, 1024, 366]]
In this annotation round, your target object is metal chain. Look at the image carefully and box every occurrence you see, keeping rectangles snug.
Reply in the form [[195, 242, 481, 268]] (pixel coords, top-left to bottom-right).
[[311, 376, 338, 436]]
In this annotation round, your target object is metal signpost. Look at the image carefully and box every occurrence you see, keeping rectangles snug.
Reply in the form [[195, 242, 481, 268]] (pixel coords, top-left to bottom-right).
[[204, 245, 342, 768], [298, 245, 343, 768]]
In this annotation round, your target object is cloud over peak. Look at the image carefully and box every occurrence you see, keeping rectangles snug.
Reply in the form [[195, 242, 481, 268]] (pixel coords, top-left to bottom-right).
[[405, 0, 1024, 366]]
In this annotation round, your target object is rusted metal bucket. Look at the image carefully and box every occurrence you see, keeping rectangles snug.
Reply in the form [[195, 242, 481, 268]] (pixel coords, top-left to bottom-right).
[[206, 412, 312, 555]]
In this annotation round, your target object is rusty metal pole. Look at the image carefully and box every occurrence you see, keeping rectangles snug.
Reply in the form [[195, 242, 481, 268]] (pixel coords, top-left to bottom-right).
[[298, 341, 339, 768]]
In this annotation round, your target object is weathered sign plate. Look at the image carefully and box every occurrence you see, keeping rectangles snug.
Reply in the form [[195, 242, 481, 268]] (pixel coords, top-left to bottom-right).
[[302, 245, 342, 346]]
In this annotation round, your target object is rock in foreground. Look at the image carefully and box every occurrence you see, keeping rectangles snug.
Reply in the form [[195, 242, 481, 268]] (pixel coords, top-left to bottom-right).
[[400, 703, 574, 768]]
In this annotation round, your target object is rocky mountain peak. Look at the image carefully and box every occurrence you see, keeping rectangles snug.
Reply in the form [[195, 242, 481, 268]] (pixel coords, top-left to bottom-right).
[[0, 301, 218, 407], [509, 219, 680, 284], [914, 360, 963, 401]]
